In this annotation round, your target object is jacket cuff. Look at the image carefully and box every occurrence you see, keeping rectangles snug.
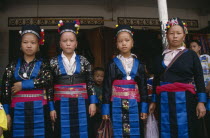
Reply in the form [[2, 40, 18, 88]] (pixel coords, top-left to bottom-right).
[[207, 99, 210, 111], [3, 104, 10, 115], [197, 93, 207, 103], [140, 102, 148, 113], [48, 101, 55, 111], [89, 95, 99, 104], [151, 94, 157, 102], [102, 104, 110, 115], [22, 80, 34, 89]]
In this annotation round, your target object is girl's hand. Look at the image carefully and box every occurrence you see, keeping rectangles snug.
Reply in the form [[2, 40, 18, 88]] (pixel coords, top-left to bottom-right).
[[149, 102, 156, 114], [196, 102, 206, 119], [102, 115, 109, 120], [12, 82, 22, 94], [140, 113, 147, 120], [6, 115, 11, 130], [50, 110, 57, 122], [89, 104, 96, 117]]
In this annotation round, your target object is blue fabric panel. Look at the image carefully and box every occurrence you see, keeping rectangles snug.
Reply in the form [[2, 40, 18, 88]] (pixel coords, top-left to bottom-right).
[[58, 55, 67, 75], [160, 92, 171, 138], [14, 58, 22, 81], [30, 60, 42, 79], [60, 97, 70, 137], [74, 55, 81, 74], [112, 97, 123, 137], [113, 57, 127, 80], [129, 58, 140, 80], [13, 102, 25, 137], [129, 99, 140, 137], [78, 97, 88, 138], [14, 58, 42, 81], [115, 84, 135, 89], [33, 101, 45, 137], [59, 85, 83, 88], [160, 82, 171, 86], [175, 92, 189, 137], [22, 79, 34, 89]]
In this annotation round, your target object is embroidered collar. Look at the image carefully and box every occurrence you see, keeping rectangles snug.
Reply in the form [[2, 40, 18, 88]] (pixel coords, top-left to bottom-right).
[[117, 53, 137, 59], [61, 51, 76, 61], [162, 46, 185, 55], [22, 57, 37, 64]]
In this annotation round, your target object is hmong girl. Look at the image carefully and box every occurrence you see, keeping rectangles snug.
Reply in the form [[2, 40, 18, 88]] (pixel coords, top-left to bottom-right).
[[50, 20, 98, 138], [0, 25, 55, 138], [149, 17, 207, 138], [102, 25, 148, 138]]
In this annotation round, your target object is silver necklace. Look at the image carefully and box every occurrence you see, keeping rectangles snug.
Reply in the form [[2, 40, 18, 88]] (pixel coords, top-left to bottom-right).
[[23, 64, 30, 78], [120, 57, 133, 80]]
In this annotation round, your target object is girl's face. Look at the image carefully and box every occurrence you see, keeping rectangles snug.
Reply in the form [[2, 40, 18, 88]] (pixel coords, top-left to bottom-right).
[[116, 32, 133, 55], [190, 42, 201, 54], [60, 32, 77, 55], [167, 25, 186, 48], [21, 33, 39, 57]]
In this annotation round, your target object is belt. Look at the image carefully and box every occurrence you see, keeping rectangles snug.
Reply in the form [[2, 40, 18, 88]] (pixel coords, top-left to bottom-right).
[[12, 94, 45, 98], [55, 90, 87, 95]]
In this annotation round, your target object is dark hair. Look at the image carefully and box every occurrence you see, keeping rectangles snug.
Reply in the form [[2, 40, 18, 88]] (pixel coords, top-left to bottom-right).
[[93, 67, 104, 74], [190, 40, 201, 46]]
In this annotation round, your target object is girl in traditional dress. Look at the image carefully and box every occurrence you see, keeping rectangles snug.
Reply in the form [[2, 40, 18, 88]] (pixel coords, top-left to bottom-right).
[[102, 25, 148, 137], [0, 25, 55, 138], [50, 20, 97, 138]]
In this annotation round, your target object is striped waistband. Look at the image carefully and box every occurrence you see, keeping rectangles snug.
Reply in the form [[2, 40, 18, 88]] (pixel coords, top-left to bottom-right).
[[12, 94, 45, 98], [11, 90, 47, 107], [54, 90, 86, 95], [54, 83, 88, 100], [111, 80, 140, 102]]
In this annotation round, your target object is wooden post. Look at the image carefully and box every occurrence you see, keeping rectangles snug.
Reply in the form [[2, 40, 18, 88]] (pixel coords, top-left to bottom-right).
[[157, 0, 168, 49]]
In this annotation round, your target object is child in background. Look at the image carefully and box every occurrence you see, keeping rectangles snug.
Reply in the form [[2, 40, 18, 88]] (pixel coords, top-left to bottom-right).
[[0, 103, 7, 138], [145, 67, 154, 102], [93, 67, 104, 102], [147, 76, 153, 101], [89, 67, 104, 138]]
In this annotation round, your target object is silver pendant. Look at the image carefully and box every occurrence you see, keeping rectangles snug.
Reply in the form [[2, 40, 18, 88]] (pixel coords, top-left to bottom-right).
[[23, 73, 27, 78], [126, 76, 131, 80]]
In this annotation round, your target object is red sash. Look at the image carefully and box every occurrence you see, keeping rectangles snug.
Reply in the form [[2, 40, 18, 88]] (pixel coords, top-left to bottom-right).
[[11, 90, 46, 107], [54, 83, 88, 101], [156, 82, 196, 95], [111, 80, 140, 102]]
